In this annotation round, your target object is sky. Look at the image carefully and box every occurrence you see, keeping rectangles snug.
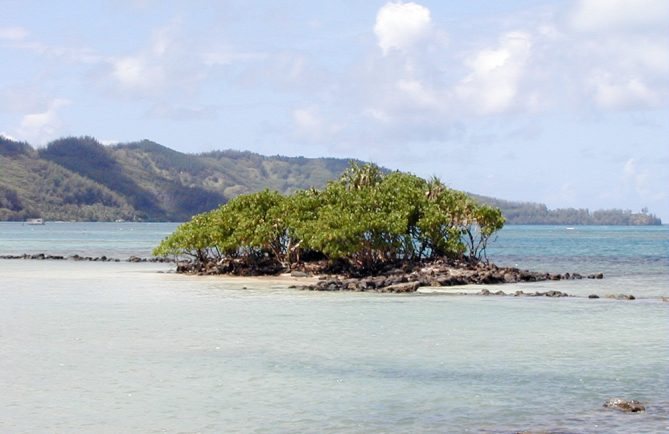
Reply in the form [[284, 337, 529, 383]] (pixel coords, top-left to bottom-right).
[[1, 0, 668, 220]]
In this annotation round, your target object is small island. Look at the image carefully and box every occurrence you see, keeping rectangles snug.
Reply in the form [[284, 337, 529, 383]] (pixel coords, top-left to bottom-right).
[[154, 164, 597, 293]]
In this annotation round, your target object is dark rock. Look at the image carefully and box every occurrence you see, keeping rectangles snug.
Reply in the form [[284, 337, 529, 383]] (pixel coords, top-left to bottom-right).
[[603, 398, 645, 413], [418, 276, 432, 286], [588, 294, 600, 299], [586, 273, 604, 279], [607, 294, 636, 300], [519, 270, 545, 282], [380, 281, 420, 293], [503, 272, 519, 283]]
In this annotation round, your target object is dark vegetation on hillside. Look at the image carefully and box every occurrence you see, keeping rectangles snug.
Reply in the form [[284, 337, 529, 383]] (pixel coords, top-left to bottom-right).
[[1, 136, 351, 221], [0, 135, 662, 224]]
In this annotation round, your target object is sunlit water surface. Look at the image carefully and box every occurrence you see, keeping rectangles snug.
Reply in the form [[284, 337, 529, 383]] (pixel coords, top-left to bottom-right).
[[0, 223, 667, 433]]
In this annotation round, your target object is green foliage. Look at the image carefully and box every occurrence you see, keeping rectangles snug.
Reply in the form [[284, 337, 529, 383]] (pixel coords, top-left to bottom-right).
[[462, 204, 505, 262], [152, 211, 218, 261], [154, 163, 507, 272], [221, 190, 292, 260]]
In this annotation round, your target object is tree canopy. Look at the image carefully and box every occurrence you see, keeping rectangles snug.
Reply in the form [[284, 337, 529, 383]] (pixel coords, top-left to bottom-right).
[[153, 163, 505, 273]]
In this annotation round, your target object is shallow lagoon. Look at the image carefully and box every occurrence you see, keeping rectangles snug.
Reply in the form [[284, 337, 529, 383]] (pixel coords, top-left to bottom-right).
[[1, 224, 667, 433]]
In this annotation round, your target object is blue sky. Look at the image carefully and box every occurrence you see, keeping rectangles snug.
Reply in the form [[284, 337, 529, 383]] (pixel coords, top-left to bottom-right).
[[1, 0, 668, 219]]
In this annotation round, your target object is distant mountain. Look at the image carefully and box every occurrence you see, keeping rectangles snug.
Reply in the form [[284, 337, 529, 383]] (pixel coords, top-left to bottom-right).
[[1, 136, 354, 221], [0, 135, 662, 224]]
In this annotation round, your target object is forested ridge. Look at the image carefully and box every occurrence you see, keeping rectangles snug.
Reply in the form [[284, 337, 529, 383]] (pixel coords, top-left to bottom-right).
[[0, 136, 353, 221], [0, 135, 661, 225]]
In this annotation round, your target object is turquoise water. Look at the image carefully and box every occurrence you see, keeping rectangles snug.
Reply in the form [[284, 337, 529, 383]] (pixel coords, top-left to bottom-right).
[[0, 224, 668, 433], [489, 225, 669, 278], [0, 222, 178, 257]]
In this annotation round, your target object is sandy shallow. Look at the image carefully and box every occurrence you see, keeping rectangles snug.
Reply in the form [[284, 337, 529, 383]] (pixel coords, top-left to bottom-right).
[[184, 272, 321, 286]]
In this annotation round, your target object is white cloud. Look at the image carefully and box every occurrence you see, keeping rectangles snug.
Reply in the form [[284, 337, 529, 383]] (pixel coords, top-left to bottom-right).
[[567, 0, 669, 110], [17, 98, 71, 145], [0, 26, 28, 41], [109, 56, 166, 91], [363, 108, 391, 123], [396, 78, 438, 108], [1, 28, 102, 64], [455, 32, 532, 114], [570, 0, 669, 32], [0, 85, 52, 114], [293, 107, 341, 142], [374, 2, 431, 55], [587, 72, 659, 109], [622, 158, 666, 202], [201, 50, 266, 67], [146, 103, 217, 120], [102, 23, 182, 95]]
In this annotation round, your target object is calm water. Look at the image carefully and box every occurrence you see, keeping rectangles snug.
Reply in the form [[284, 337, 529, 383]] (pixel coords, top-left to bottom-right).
[[0, 222, 179, 257], [0, 223, 668, 433]]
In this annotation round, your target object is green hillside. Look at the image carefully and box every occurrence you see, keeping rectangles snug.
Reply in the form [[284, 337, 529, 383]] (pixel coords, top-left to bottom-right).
[[1, 137, 134, 221], [1, 136, 353, 221], [0, 135, 662, 224]]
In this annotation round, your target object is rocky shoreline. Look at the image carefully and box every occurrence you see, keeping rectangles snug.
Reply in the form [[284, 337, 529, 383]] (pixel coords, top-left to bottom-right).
[[2, 253, 655, 301], [0, 253, 172, 263], [291, 259, 603, 294], [2, 253, 603, 293]]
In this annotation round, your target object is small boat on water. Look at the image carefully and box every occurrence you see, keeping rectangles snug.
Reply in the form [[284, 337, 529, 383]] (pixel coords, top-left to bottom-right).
[[26, 218, 45, 225]]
